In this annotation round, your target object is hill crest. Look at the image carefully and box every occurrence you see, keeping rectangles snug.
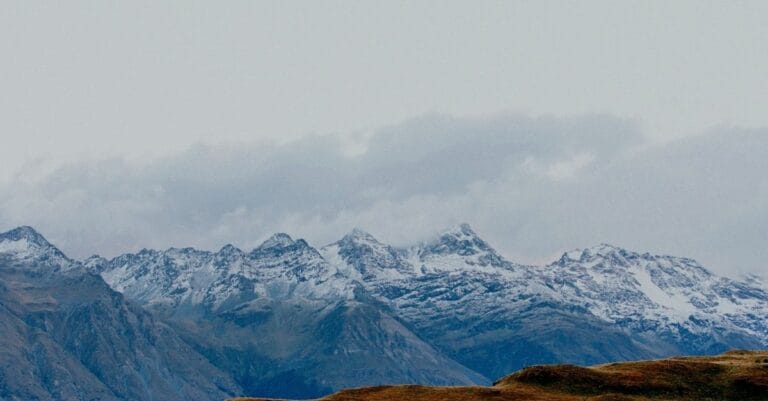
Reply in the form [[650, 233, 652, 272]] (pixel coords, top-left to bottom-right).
[[232, 350, 768, 401]]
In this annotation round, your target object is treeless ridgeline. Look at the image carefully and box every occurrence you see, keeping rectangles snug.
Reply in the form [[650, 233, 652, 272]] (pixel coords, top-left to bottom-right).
[[230, 350, 768, 401]]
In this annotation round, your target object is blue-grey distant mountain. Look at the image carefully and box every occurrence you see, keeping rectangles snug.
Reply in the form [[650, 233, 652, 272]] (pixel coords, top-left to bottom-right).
[[2, 224, 767, 400], [0, 227, 241, 401], [321, 225, 768, 380], [83, 232, 484, 398]]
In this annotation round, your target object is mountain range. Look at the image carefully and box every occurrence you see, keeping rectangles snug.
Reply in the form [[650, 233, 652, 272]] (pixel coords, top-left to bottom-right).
[[1, 224, 767, 400]]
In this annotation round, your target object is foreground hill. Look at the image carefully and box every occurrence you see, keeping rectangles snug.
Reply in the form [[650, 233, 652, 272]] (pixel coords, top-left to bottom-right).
[[233, 350, 768, 401]]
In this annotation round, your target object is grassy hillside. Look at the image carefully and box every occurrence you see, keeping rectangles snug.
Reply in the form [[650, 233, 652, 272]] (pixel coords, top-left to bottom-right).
[[231, 350, 768, 401]]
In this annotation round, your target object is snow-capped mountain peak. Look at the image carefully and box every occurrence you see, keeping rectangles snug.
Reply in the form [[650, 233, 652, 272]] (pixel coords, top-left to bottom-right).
[[256, 232, 296, 249], [425, 223, 491, 255], [555, 243, 637, 267], [0, 226, 71, 266], [417, 223, 507, 267], [250, 233, 317, 261], [218, 243, 242, 254], [82, 254, 109, 272], [323, 228, 412, 281], [216, 243, 244, 259], [0, 225, 51, 244], [343, 227, 377, 241], [545, 243, 768, 342], [336, 228, 390, 252]]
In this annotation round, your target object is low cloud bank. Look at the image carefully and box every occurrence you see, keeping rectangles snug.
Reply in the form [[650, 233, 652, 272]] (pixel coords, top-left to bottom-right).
[[2, 113, 765, 277]]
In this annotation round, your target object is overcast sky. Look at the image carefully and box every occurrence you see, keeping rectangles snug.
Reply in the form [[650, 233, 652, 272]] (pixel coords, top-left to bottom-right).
[[1, 1, 766, 277]]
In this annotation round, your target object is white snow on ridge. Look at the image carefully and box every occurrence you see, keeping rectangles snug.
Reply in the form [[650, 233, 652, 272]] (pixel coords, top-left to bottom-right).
[[632, 264, 696, 322], [3, 225, 767, 346], [0, 238, 32, 255]]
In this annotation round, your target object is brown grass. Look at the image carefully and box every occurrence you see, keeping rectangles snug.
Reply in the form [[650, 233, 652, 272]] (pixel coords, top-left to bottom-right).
[[231, 350, 768, 401]]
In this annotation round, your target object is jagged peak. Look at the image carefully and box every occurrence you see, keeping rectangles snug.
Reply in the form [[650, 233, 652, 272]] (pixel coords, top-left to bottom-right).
[[579, 243, 702, 262], [419, 223, 505, 265], [431, 223, 491, 248], [583, 243, 627, 255], [218, 243, 243, 254], [341, 228, 380, 244], [83, 254, 107, 263], [257, 233, 296, 250], [0, 225, 71, 265], [554, 243, 710, 272], [439, 222, 477, 239], [137, 248, 159, 256], [166, 246, 200, 253], [81, 254, 109, 273], [557, 243, 634, 264], [0, 226, 52, 246], [328, 228, 410, 278]]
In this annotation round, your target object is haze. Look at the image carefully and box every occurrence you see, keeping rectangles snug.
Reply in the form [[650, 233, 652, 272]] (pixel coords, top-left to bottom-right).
[[0, 1, 766, 276]]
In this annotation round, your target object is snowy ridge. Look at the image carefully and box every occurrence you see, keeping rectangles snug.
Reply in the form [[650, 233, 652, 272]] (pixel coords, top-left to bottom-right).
[[320, 228, 768, 349], [318, 225, 557, 339], [415, 223, 509, 269], [73, 224, 768, 347], [85, 232, 357, 313], [546, 244, 768, 340], [0, 226, 73, 268], [3, 224, 767, 357]]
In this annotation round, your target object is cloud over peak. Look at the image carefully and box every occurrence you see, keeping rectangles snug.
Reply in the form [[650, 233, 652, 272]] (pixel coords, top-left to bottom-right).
[[1, 113, 765, 277]]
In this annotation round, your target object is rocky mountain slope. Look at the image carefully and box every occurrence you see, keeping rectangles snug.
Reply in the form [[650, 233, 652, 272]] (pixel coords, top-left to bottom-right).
[[0, 227, 241, 401], [83, 231, 483, 398], [321, 225, 768, 379]]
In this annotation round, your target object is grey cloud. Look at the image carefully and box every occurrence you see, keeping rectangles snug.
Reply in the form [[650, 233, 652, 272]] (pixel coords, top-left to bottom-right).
[[1, 114, 765, 277]]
